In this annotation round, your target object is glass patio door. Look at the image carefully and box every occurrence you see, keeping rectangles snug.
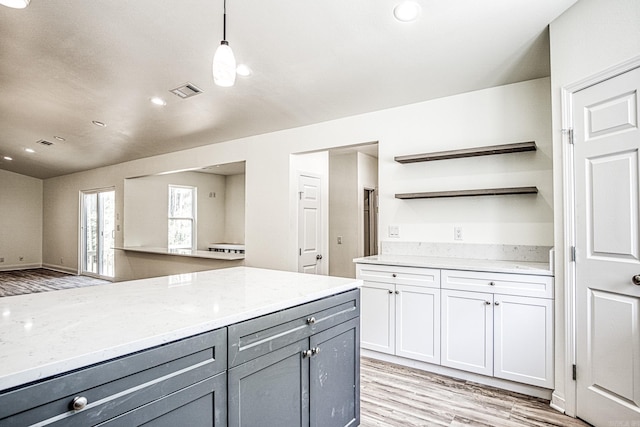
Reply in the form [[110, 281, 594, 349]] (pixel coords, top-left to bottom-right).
[[81, 189, 115, 279]]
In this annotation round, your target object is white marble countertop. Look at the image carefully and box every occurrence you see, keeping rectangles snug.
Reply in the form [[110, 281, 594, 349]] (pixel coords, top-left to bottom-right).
[[353, 255, 553, 276], [0, 267, 360, 391], [118, 246, 245, 260]]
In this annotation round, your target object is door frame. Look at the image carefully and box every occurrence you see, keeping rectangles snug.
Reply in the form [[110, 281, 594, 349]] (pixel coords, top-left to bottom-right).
[[79, 186, 116, 280], [560, 54, 640, 417]]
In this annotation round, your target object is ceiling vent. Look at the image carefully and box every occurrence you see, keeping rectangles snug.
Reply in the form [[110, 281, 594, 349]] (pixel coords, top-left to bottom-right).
[[37, 139, 54, 146], [170, 82, 203, 99]]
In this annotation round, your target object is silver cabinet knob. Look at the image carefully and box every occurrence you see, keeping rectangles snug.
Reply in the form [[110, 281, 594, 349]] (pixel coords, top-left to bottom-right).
[[71, 396, 88, 411], [633, 275, 640, 286], [494, 301, 500, 306], [302, 349, 313, 358], [485, 301, 491, 305], [312, 346, 321, 355], [306, 317, 316, 325]]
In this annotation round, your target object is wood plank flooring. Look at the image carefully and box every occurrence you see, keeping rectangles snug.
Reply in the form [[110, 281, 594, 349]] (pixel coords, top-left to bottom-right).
[[0, 268, 110, 297], [360, 357, 591, 427]]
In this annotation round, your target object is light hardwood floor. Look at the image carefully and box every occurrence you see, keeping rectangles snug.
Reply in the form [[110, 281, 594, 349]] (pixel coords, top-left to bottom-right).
[[360, 357, 592, 427]]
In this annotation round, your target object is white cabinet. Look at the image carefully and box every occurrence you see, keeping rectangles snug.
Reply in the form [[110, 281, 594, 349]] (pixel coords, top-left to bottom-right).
[[441, 270, 554, 389], [357, 264, 441, 365]]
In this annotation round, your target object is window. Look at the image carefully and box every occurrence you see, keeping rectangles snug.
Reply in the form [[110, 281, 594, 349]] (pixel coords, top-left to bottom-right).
[[168, 185, 196, 249]]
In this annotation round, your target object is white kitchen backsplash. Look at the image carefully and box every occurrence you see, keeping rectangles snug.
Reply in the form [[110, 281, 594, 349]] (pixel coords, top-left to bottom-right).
[[381, 241, 552, 263]]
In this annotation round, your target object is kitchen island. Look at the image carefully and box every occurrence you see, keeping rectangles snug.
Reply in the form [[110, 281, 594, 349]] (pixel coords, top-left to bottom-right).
[[0, 267, 361, 426]]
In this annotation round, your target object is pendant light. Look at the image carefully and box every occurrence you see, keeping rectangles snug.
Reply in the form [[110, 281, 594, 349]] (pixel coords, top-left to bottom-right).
[[212, 0, 236, 87], [0, 0, 30, 8]]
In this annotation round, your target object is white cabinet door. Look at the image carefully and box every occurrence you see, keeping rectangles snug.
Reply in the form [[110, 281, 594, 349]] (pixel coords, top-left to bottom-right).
[[360, 281, 395, 354], [395, 285, 440, 364], [493, 294, 554, 388], [441, 289, 493, 376]]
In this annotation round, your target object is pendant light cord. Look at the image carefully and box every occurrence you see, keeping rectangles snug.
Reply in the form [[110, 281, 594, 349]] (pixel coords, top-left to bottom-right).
[[223, 0, 227, 41]]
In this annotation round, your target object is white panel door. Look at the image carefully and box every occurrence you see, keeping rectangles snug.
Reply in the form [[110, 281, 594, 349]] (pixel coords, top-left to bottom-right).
[[360, 282, 394, 354], [395, 285, 440, 364], [494, 294, 553, 388], [573, 66, 640, 426], [441, 289, 493, 376], [298, 174, 323, 274]]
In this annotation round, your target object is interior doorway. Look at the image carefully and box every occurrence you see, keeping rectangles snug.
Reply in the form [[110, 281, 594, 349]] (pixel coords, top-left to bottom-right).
[[81, 188, 115, 279], [363, 188, 378, 257]]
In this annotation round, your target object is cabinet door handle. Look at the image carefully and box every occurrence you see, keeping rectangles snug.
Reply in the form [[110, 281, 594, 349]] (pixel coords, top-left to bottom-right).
[[395, 290, 400, 294], [312, 346, 321, 355], [70, 396, 88, 411], [489, 281, 496, 286], [306, 317, 316, 325], [392, 273, 397, 278], [485, 301, 491, 305], [494, 301, 500, 306], [388, 290, 393, 294], [302, 349, 313, 358]]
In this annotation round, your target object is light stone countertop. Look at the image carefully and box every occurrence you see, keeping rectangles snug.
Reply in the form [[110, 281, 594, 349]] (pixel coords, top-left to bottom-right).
[[0, 267, 360, 391], [353, 254, 553, 276], [118, 246, 245, 260]]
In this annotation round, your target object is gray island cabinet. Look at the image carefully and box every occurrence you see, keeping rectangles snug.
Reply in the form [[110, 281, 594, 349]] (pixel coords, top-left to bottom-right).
[[0, 267, 361, 427]]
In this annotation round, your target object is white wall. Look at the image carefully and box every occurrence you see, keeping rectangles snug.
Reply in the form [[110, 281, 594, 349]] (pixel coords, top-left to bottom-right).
[[224, 174, 246, 244], [42, 78, 551, 281], [549, 0, 640, 416], [0, 169, 42, 270], [329, 152, 358, 278]]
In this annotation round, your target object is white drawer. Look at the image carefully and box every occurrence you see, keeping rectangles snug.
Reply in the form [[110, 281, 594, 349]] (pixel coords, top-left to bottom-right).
[[441, 269, 553, 299], [356, 263, 440, 288]]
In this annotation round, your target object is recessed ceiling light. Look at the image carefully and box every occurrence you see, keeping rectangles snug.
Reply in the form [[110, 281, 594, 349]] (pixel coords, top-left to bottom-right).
[[0, 0, 30, 9], [92, 120, 107, 127], [54, 136, 66, 142], [150, 97, 167, 106], [3, 156, 12, 161], [236, 64, 253, 77], [394, 1, 421, 22], [25, 148, 35, 153]]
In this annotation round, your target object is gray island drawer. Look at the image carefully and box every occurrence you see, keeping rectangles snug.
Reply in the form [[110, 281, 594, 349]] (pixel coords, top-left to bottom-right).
[[228, 289, 360, 367], [0, 328, 226, 427]]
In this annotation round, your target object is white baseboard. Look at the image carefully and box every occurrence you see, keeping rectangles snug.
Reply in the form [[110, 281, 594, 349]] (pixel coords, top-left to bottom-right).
[[0, 263, 42, 272], [361, 349, 553, 400], [41, 264, 78, 275], [550, 391, 566, 414]]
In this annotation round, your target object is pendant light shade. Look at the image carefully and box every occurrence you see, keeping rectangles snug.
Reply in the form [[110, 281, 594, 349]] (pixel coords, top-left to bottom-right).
[[213, 41, 236, 87], [0, 0, 30, 8], [213, 0, 236, 87]]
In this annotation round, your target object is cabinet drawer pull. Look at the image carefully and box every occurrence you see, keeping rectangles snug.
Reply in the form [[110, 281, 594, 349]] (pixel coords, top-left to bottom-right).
[[70, 396, 88, 411], [392, 273, 397, 278], [489, 281, 496, 286], [306, 317, 316, 325]]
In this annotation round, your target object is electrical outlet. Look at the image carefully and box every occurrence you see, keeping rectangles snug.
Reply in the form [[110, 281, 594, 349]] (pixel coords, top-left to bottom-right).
[[0, 257, 4, 263], [454, 226, 463, 241], [337, 236, 342, 244], [389, 225, 400, 238], [19, 256, 23, 261]]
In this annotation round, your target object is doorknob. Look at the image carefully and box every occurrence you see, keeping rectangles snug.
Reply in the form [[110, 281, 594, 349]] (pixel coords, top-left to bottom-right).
[[633, 275, 640, 286], [316, 254, 323, 260]]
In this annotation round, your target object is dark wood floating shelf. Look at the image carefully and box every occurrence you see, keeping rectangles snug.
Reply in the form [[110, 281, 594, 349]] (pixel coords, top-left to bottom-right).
[[394, 141, 536, 164], [395, 186, 539, 199]]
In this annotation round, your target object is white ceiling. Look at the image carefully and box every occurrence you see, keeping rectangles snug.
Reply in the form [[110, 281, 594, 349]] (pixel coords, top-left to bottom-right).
[[0, 0, 577, 179]]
